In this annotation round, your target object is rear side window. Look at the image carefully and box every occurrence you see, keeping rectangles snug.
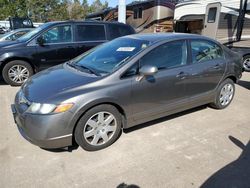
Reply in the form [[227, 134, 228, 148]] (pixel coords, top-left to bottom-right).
[[191, 40, 223, 63], [76, 24, 106, 41], [108, 24, 134, 40], [140, 40, 187, 69]]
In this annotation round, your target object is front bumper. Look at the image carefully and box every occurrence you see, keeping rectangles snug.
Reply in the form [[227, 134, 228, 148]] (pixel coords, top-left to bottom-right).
[[11, 104, 73, 149]]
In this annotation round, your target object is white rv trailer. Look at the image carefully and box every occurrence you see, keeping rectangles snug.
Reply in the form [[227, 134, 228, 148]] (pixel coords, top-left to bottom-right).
[[174, 0, 250, 71]]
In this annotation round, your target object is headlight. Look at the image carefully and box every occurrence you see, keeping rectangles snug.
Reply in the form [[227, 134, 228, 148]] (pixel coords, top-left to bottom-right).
[[26, 103, 74, 114]]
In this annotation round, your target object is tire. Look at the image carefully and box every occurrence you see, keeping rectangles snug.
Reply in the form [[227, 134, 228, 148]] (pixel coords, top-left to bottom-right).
[[210, 78, 235, 109], [74, 104, 122, 151], [2, 60, 33, 86], [243, 55, 250, 72]]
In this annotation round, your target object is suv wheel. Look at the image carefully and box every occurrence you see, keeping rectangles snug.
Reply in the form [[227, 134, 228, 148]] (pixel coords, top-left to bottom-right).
[[2, 60, 33, 86], [243, 55, 250, 72], [74, 104, 122, 151], [210, 78, 235, 109]]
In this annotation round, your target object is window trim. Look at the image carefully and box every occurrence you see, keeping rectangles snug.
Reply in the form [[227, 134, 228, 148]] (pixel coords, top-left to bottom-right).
[[189, 39, 225, 64], [75, 23, 107, 42]]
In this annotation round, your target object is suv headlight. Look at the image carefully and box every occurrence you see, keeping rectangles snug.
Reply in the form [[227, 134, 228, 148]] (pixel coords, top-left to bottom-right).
[[26, 103, 74, 114]]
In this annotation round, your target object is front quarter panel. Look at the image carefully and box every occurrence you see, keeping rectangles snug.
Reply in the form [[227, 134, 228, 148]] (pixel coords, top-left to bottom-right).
[[64, 77, 133, 131]]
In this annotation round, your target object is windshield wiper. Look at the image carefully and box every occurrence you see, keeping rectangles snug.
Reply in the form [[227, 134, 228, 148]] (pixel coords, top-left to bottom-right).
[[68, 62, 101, 76]]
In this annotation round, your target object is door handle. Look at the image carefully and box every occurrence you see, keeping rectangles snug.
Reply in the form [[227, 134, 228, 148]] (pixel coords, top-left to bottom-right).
[[66, 46, 74, 48], [213, 64, 221, 70], [176, 71, 189, 79]]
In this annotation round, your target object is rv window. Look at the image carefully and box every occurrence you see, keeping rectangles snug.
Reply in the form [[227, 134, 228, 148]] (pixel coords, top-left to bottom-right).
[[134, 9, 138, 19], [133, 8, 142, 19], [76, 25, 106, 41], [191, 40, 223, 63], [138, 8, 143, 18], [208, 7, 217, 23]]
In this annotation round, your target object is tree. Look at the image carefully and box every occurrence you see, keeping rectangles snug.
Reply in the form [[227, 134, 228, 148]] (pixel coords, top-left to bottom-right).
[[0, 0, 110, 22]]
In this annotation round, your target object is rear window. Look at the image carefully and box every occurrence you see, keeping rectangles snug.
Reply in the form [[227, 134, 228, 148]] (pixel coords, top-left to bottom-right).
[[76, 24, 106, 41], [108, 24, 135, 40]]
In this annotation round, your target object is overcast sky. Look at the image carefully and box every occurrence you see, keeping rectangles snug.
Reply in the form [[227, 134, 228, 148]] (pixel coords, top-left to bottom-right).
[[87, 0, 134, 7]]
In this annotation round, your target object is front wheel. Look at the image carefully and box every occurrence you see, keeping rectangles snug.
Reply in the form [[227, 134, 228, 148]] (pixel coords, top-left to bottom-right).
[[74, 104, 122, 151], [243, 55, 250, 72], [2, 60, 33, 86], [210, 79, 235, 109]]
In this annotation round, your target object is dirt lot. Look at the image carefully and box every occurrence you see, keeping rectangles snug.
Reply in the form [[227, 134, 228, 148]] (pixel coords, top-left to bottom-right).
[[0, 73, 249, 188]]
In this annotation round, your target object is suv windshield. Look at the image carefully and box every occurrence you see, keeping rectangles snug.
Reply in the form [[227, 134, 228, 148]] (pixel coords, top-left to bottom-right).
[[71, 37, 150, 75]]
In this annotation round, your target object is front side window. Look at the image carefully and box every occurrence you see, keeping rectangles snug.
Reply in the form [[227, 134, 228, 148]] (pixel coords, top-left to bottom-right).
[[71, 38, 149, 75], [208, 7, 217, 23], [140, 40, 187, 69], [41, 25, 72, 44], [191, 40, 223, 63], [76, 25, 106, 41]]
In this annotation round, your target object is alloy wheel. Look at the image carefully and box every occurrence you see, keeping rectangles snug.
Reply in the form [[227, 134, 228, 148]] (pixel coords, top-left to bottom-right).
[[219, 83, 234, 106], [243, 58, 250, 71], [8, 65, 29, 84], [83, 111, 117, 146]]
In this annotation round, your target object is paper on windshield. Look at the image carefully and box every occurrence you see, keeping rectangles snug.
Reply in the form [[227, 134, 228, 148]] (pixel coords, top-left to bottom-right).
[[116, 47, 135, 52]]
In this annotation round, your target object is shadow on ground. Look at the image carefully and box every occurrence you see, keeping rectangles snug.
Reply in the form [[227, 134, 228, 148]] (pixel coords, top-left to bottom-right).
[[117, 183, 140, 188], [41, 144, 79, 153], [238, 80, 250, 90], [0, 77, 7, 85], [200, 136, 250, 188]]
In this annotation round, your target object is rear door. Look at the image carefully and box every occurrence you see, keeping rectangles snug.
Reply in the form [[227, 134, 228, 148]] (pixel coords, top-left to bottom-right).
[[35, 24, 76, 70], [202, 3, 221, 39], [185, 39, 226, 97], [74, 24, 108, 56]]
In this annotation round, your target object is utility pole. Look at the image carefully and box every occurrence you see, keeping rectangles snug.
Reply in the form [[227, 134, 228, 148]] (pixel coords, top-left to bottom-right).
[[118, 0, 126, 24]]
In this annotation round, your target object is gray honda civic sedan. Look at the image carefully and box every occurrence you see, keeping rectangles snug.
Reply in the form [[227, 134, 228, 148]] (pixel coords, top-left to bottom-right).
[[11, 33, 242, 151]]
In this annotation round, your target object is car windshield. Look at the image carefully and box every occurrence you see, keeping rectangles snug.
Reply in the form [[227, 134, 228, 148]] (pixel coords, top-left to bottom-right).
[[70, 37, 150, 75], [17, 23, 49, 42]]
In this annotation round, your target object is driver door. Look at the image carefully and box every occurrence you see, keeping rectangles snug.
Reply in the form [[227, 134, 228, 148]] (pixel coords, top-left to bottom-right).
[[34, 24, 76, 70], [130, 40, 190, 124]]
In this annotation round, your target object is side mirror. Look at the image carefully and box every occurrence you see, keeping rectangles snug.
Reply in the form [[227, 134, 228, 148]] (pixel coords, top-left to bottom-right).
[[136, 65, 158, 81], [37, 36, 45, 46], [139, 65, 158, 76]]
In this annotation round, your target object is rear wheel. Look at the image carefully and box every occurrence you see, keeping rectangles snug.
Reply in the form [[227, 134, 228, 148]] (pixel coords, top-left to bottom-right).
[[243, 55, 250, 72], [210, 78, 235, 109], [2, 60, 33, 86], [74, 104, 122, 151]]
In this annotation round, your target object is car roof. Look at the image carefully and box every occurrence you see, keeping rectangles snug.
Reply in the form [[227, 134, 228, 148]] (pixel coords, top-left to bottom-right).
[[44, 20, 130, 27], [124, 33, 220, 44]]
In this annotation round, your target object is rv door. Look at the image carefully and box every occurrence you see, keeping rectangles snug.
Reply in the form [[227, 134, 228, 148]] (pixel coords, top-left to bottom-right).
[[203, 3, 221, 39]]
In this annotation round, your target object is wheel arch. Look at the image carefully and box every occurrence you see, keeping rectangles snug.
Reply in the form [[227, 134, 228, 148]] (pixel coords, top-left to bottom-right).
[[224, 75, 237, 83], [0, 57, 36, 73], [71, 101, 127, 143]]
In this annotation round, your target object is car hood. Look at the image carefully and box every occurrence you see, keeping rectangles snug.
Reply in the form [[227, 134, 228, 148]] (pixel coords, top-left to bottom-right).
[[0, 40, 25, 49], [22, 63, 102, 103]]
